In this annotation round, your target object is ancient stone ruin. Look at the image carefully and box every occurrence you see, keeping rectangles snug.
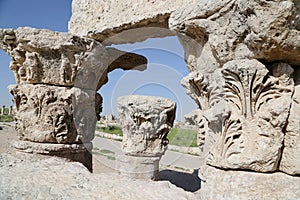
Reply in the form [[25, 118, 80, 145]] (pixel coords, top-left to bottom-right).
[[117, 95, 176, 180], [0, 0, 300, 199], [0, 27, 147, 171], [0, 105, 5, 115]]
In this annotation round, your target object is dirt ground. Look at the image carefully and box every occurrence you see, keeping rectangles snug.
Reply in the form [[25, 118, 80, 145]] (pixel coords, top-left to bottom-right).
[[0, 122, 201, 193], [0, 122, 18, 154]]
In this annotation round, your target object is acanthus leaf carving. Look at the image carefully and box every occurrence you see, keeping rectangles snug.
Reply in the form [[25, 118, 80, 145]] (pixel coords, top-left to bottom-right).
[[183, 59, 294, 172]]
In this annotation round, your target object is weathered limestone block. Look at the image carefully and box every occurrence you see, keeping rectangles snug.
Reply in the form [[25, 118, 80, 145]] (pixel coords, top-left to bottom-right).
[[68, 0, 197, 44], [9, 84, 96, 144], [170, 0, 300, 71], [198, 165, 300, 200], [117, 95, 176, 157], [280, 85, 300, 175], [182, 59, 295, 172], [0, 27, 107, 89]]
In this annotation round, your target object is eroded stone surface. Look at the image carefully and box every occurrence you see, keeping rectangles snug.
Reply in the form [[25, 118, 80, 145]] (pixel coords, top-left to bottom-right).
[[198, 165, 300, 200], [280, 85, 300, 175], [0, 27, 147, 90], [182, 59, 295, 172], [118, 95, 176, 157], [0, 152, 196, 200], [170, 0, 300, 71], [9, 84, 96, 143], [0, 27, 107, 89], [69, 0, 197, 44], [0, 27, 147, 145]]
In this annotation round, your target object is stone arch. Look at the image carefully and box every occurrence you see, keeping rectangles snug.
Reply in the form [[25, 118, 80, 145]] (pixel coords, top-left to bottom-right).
[[0, 27, 147, 172], [1, 0, 300, 181], [68, 0, 300, 177], [99, 35, 197, 122], [0, 49, 15, 108]]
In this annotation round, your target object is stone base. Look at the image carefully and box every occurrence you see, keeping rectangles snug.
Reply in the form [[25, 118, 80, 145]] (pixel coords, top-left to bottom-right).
[[116, 155, 160, 181], [198, 165, 300, 200], [12, 140, 93, 172]]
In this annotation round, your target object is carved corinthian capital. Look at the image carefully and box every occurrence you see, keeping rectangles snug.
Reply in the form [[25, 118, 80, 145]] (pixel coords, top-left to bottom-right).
[[117, 95, 176, 157], [183, 59, 295, 172]]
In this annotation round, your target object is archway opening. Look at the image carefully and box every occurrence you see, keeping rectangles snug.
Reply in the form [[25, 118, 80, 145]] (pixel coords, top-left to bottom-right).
[[96, 35, 201, 189], [0, 50, 15, 108], [99, 36, 197, 122]]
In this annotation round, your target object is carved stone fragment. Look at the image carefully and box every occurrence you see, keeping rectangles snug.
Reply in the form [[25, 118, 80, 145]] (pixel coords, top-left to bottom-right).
[[117, 95, 176, 157], [8, 84, 96, 144], [8, 106, 13, 115], [0, 27, 147, 91], [0, 27, 108, 89], [280, 85, 300, 175], [182, 59, 295, 172], [208, 60, 294, 172]]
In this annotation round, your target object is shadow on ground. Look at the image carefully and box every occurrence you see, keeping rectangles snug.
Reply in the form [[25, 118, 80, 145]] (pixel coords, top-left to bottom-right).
[[159, 169, 201, 192]]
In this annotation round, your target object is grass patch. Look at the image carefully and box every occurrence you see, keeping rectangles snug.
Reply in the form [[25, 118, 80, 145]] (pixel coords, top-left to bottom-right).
[[0, 115, 14, 122], [99, 149, 114, 154], [96, 126, 123, 136], [92, 148, 116, 160], [96, 126, 198, 148], [167, 128, 197, 147]]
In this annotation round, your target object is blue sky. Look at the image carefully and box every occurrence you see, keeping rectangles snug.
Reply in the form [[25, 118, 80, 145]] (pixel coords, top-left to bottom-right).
[[0, 0, 197, 120]]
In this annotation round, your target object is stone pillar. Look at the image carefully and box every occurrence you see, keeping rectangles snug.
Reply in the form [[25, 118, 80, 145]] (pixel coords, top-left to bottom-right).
[[0, 28, 106, 172], [117, 95, 176, 180], [181, 60, 294, 172], [8, 106, 13, 115], [1, 105, 5, 115], [0, 27, 147, 172]]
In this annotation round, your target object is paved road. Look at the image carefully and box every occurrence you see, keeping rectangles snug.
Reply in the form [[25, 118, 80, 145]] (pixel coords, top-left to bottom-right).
[[92, 136, 205, 172]]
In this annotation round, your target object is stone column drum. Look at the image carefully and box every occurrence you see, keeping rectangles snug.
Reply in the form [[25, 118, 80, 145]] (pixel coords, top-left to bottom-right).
[[117, 95, 176, 180]]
